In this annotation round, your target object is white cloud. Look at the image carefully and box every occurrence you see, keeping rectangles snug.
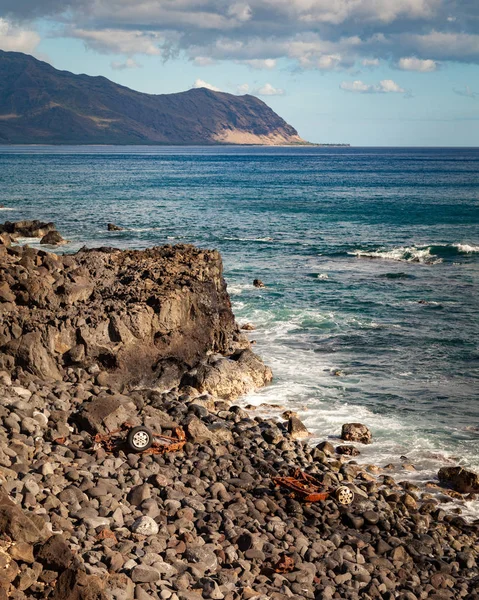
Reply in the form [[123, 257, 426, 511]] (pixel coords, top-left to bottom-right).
[[69, 29, 163, 56], [192, 79, 221, 92], [111, 58, 141, 70], [340, 79, 406, 94], [0, 18, 40, 53], [227, 3, 252, 23], [192, 56, 217, 66], [4, 1, 479, 69], [256, 83, 285, 96], [237, 58, 277, 69], [236, 83, 250, 94], [398, 56, 437, 72], [362, 58, 379, 66]]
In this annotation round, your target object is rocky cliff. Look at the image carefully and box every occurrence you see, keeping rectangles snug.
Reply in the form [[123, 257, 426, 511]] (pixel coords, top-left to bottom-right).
[[0, 50, 304, 145], [0, 230, 272, 397]]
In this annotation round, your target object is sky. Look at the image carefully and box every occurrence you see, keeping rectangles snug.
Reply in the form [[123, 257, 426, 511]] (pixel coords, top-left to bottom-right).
[[0, 0, 478, 146]]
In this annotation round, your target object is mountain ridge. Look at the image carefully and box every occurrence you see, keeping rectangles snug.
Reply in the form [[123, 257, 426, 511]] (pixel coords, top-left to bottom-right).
[[0, 50, 304, 145]]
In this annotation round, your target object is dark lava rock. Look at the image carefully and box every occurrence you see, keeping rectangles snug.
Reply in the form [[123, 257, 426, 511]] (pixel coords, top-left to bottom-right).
[[336, 445, 360, 456], [40, 230, 67, 245], [438, 466, 479, 493], [36, 535, 73, 571], [341, 423, 372, 445], [51, 569, 107, 600], [287, 416, 310, 440]]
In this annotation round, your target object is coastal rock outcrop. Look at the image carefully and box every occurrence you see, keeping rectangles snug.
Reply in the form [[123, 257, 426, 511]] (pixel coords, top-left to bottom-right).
[[438, 466, 479, 493], [0, 235, 269, 398], [0, 220, 56, 238]]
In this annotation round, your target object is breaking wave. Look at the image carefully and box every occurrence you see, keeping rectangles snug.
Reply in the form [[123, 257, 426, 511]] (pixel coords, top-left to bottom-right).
[[348, 243, 479, 264]]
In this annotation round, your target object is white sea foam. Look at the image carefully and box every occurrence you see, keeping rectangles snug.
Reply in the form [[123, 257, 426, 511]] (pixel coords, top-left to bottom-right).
[[0, 207, 14, 211], [223, 236, 274, 243], [455, 243, 479, 253], [317, 273, 329, 280], [348, 246, 442, 264]]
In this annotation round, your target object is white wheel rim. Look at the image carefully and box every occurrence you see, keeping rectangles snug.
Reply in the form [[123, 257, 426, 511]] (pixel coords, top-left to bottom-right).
[[337, 487, 353, 505], [132, 431, 150, 448]]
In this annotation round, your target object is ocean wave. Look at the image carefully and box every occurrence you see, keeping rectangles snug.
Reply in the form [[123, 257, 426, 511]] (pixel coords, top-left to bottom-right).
[[349, 243, 479, 265], [438, 243, 479, 254], [0, 207, 14, 211], [223, 236, 274, 243], [349, 246, 442, 264]]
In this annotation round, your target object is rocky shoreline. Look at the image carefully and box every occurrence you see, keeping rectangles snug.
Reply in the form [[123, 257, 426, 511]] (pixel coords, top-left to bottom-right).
[[0, 223, 478, 600]]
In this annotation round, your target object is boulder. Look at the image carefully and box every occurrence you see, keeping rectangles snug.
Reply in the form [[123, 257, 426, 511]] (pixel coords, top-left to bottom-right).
[[316, 441, 335, 456], [438, 466, 479, 493], [40, 230, 67, 245], [336, 445, 361, 456], [104, 574, 134, 600], [36, 534, 73, 571], [107, 224, 124, 231], [130, 516, 159, 536], [4, 331, 62, 381], [186, 416, 233, 445], [341, 423, 372, 445], [181, 349, 272, 400], [80, 395, 138, 434], [0, 504, 46, 544], [287, 416, 310, 440], [253, 279, 265, 288], [52, 569, 107, 600], [0, 282, 15, 303]]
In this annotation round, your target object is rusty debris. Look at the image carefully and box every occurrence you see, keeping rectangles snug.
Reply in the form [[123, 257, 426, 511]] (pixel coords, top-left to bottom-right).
[[272, 468, 354, 505], [94, 422, 186, 455], [273, 554, 295, 574], [96, 529, 117, 543]]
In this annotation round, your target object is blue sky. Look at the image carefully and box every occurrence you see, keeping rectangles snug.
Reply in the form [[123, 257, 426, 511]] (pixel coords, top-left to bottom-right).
[[1, 1, 478, 146]]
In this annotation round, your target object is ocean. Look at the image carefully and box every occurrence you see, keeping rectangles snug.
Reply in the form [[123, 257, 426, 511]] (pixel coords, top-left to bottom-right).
[[1, 145, 478, 516]]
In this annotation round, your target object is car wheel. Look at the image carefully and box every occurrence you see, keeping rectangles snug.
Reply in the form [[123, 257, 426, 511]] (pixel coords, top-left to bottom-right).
[[335, 486, 354, 506], [127, 426, 153, 453]]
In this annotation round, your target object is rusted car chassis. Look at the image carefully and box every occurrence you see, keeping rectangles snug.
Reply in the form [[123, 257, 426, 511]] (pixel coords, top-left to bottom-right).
[[94, 422, 186, 455], [272, 468, 354, 505]]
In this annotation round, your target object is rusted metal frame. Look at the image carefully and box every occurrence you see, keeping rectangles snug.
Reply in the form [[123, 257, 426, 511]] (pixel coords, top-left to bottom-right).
[[272, 469, 331, 503]]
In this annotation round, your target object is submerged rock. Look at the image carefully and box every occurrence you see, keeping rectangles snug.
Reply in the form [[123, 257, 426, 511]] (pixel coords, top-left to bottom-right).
[[253, 278, 265, 288]]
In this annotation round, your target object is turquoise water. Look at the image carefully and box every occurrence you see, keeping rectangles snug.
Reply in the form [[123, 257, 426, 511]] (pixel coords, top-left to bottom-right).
[[1, 145, 479, 512]]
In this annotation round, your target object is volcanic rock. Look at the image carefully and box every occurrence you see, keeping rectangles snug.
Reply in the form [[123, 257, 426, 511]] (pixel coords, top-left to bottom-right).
[[438, 466, 479, 493], [287, 416, 310, 440], [0, 220, 55, 238], [341, 423, 372, 445], [52, 569, 107, 600], [40, 230, 67, 245], [0, 243, 260, 396]]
